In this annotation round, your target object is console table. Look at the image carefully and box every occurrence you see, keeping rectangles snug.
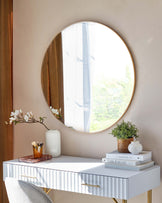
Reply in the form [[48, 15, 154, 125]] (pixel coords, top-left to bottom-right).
[[3, 156, 160, 203]]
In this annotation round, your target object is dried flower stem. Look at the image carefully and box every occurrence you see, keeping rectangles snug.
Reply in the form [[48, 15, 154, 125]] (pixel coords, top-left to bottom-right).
[[35, 120, 49, 130], [16, 119, 50, 130], [6, 109, 52, 131]]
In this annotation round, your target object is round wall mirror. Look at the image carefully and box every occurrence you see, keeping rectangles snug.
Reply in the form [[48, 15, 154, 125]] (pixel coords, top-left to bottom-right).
[[41, 21, 135, 133]]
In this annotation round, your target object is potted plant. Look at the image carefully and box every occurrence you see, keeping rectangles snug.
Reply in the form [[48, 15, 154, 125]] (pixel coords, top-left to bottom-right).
[[111, 121, 138, 153]]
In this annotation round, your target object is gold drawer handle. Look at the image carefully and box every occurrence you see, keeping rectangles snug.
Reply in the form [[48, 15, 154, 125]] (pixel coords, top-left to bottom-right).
[[21, 175, 37, 179], [81, 183, 100, 188]]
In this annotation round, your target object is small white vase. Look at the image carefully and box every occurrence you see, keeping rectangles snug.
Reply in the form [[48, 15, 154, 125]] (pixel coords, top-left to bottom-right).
[[128, 140, 143, 155], [45, 130, 61, 157]]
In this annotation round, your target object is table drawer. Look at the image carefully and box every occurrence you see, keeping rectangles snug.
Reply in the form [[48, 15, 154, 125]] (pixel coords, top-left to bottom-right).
[[3, 163, 128, 199], [3, 163, 45, 186], [80, 173, 128, 199]]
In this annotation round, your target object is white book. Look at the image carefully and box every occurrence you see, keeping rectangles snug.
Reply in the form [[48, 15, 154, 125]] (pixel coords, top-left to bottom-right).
[[106, 150, 152, 161], [105, 161, 154, 171], [102, 157, 152, 166]]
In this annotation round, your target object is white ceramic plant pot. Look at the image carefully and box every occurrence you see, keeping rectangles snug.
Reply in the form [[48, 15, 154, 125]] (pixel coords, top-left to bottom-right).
[[128, 140, 143, 155], [45, 130, 61, 157]]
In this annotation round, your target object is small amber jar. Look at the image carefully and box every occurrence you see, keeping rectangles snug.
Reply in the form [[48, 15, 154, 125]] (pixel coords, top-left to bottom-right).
[[33, 143, 43, 158]]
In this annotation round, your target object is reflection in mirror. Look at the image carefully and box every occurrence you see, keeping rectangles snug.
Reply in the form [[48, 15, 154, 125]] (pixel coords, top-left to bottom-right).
[[41, 22, 135, 133]]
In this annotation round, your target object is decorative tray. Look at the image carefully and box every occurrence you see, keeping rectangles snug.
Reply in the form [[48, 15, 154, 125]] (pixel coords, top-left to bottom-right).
[[18, 154, 52, 163]]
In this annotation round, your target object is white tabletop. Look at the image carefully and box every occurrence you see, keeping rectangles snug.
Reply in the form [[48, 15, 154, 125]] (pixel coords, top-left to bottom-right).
[[5, 155, 159, 179]]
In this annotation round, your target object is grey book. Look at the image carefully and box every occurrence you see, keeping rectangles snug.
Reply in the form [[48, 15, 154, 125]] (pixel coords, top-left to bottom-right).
[[105, 161, 154, 171]]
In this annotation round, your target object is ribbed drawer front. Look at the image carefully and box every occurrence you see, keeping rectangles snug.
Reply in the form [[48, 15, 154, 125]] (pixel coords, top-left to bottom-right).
[[3, 163, 128, 199], [4, 164, 44, 186], [80, 173, 128, 199], [3, 164, 82, 191]]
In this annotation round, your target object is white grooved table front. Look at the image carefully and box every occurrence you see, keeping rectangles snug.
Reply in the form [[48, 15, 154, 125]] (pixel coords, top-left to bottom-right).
[[3, 156, 160, 203]]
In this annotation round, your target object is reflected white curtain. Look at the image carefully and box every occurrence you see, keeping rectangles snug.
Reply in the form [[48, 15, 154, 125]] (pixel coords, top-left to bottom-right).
[[62, 22, 91, 132]]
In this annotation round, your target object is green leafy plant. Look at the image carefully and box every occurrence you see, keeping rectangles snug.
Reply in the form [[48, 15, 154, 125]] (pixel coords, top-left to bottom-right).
[[111, 121, 138, 139]]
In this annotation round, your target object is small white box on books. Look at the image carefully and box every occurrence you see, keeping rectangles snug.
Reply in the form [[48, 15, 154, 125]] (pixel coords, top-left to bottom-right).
[[106, 150, 152, 161]]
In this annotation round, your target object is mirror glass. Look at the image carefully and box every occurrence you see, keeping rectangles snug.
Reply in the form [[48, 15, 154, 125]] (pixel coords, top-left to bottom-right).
[[41, 21, 135, 133]]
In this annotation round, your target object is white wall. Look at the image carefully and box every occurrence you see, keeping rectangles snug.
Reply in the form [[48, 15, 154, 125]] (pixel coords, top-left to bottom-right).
[[13, 0, 162, 202]]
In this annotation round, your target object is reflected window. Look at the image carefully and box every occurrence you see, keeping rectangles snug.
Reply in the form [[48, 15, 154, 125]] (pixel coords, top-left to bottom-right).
[[62, 22, 134, 132]]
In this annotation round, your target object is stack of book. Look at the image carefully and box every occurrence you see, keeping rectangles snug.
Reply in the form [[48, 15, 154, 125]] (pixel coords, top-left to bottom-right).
[[102, 150, 154, 171]]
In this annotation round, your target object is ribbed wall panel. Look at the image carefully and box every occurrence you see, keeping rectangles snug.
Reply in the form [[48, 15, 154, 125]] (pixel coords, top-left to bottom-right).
[[3, 163, 128, 199]]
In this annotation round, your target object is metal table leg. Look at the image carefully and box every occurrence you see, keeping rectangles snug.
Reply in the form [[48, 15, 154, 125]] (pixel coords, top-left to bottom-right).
[[43, 188, 52, 194], [112, 198, 127, 203], [112, 198, 118, 203], [147, 190, 152, 203]]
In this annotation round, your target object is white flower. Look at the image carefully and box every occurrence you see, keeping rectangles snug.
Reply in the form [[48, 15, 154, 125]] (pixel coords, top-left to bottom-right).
[[10, 109, 22, 118], [10, 112, 15, 116], [9, 117, 16, 124], [56, 111, 59, 115], [50, 107, 61, 117], [29, 111, 33, 118], [24, 115, 29, 122], [15, 110, 20, 116], [9, 117, 16, 121], [26, 111, 34, 119], [9, 120, 13, 124], [52, 108, 59, 115], [50, 107, 58, 114]]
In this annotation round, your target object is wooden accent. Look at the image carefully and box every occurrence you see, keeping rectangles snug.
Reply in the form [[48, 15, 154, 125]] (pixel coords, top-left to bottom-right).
[[19, 154, 52, 163], [122, 200, 127, 203], [147, 190, 152, 203], [117, 138, 133, 153], [41, 33, 64, 122], [0, 0, 13, 202]]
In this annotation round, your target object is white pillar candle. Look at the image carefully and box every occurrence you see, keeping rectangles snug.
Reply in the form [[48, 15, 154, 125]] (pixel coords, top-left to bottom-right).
[[45, 130, 61, 157]]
